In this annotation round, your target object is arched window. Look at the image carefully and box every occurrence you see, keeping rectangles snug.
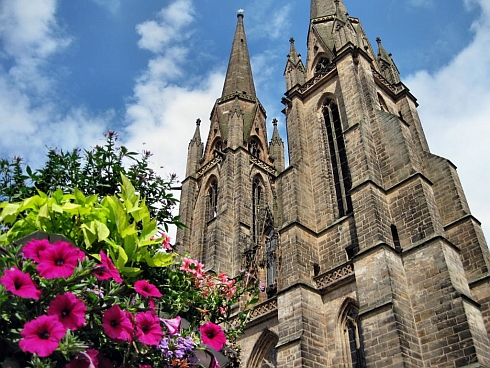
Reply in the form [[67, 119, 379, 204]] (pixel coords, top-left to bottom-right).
[[249, 139, 261, 159], [340, 303, 366, 368], [377, 93, 389, 112], [265, 228, 277, 297], [252, 177, 263, 244], [207, 179, 218, 220], [315, 57, 331, 75], [213, 139, 223, 157], [323, 98, 352, 217], [247, 330, 278, 368]]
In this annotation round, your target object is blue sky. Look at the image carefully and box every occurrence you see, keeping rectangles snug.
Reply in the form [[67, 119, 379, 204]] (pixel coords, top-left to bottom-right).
[[0, 0, 489, 242]]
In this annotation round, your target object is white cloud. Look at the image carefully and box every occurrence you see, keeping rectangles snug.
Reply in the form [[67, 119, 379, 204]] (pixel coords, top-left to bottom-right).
[[0, 0, 110, 168], [136, 0, 194, 54], [405, 0, 490, 239], [90, 0, 121, 14]]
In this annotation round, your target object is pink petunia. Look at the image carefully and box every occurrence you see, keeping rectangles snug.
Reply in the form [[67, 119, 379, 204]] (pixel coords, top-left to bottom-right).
[[162, 316, 181, 336], [135, 311, 163, 345], [0, 266, 42, 299], [37, 241, 84, 279], [65, 349, 99, 368], [134, 280, 162, 298], [19, 315, 66, 357], [102, 305, 133, 342], [94, 252, 123, 283], [47, 292, 87, 330], [23, 238, 50, 263], [200, 322, 226, 351]]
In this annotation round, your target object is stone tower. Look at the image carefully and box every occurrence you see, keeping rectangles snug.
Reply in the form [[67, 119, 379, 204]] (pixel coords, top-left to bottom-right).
[[177, 1, 490, 367]]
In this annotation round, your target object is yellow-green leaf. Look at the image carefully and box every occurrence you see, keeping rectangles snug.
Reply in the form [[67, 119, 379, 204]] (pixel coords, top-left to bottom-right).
[[0, 203, 20, 223]]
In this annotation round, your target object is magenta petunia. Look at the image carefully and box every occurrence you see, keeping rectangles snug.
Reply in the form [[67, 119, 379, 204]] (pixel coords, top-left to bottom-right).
[[23, 238, 50, 263], [65, 349, 99, 368], [102, 305, 133, 342], [37, 241, 84, 279], [19, 315, 66, 357], [0, 266, 42, 300], [134, 280, 162, 298], [47, 292, 87, 330], [200, 322, 227, 351], [162, 316, 181, 336], [135, 311, 163, 346], [94, 251, 123, 283]]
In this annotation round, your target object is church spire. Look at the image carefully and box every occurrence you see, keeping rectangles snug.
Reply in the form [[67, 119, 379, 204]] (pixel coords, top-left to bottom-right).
[[376, 37, 401, 84], [310, 0, 347, 19], [185, 118, 203, 177], [221, 13, 256, 98], [284, 37, 306, 91]]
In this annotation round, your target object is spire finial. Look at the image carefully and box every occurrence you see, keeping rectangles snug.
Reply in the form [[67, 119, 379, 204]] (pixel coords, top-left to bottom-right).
[[289, 37, 295, 44], [237, 9, 244, 18], [272, 118, 278, 126], [196, 118, 201, 126]]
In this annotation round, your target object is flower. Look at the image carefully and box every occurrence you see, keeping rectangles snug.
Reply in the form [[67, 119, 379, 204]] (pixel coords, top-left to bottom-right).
[[135, 311, 163, 345], [37, 241, 85, 279], [23, 238, 50, 262], [0, 266, 42, 299], [134, 280, 162, 298], [94, 251, 123, 283], [162, 316, 181, 335], [102, 305, 133, 342], [19, 315, 66, 357], [65, 349, 99, 368], [179, 257, 204, 278], [47, 292, 87, 330], [200, 322, 226, 351]]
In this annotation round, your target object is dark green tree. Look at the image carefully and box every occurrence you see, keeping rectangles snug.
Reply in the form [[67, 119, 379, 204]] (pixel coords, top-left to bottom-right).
[[0, 130, 182, 231]]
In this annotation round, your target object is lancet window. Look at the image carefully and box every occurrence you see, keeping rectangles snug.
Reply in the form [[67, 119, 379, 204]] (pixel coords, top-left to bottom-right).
[[323, 98, 353, 217], [341, 304, 366, 368], [249, 139, 261, 159], [265, 228, 277, 297], [252, 176, 263, 244], [207, 178, 218, 221]]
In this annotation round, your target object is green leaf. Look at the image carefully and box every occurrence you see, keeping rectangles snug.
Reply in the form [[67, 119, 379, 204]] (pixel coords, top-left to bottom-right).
[[51, 202, 63, 214], [95, 220, 110, 242], [38, 203, 49, 219], [0, 203, 20, 223]]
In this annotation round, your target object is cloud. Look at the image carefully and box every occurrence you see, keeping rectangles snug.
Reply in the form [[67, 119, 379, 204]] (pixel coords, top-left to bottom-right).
[[0, 0, 110, 168], [405, 0, 490, 239], [407, 0, 435, 9], [136, 0, 194, 54], [90, 0, 121, 14]]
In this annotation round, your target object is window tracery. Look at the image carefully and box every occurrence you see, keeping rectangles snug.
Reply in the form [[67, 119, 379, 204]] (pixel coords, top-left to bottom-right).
[[340, 303, 366, 368], [207, 178, 218, 221], [249, 139, 261, 159]]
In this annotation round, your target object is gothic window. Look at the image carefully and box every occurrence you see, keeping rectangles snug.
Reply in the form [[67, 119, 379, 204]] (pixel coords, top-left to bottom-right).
[[247, 330, 278, 368], [323, 98, 353, 217], [265, 228, 277, 297], [207, 179, 218, 220], [252, 176, 263, 244], [249, 139, 261, 159], [341, 303, 366, 368], [213, 139, 223, 157], [315, 57, 331, 75]]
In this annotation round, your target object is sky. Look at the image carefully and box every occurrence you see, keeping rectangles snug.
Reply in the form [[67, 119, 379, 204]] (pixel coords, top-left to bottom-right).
[[0, 0, 489, 243]]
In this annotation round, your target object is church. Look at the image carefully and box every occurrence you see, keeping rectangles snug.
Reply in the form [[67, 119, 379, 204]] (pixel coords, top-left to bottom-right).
[[176, 0, 490, 366]]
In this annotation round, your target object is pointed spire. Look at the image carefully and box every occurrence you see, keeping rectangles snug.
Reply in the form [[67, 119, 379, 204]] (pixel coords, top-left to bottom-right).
[[288, 37, 301, 65], [221, 13, 256, 98], [269, 118, 285, 172], [376, 37, 401, 84], [189, 118, 202, 146], [310, 0, 347, 19]]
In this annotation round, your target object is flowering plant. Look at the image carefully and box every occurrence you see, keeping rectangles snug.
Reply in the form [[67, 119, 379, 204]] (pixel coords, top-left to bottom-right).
[[0, 177, 259, 367]]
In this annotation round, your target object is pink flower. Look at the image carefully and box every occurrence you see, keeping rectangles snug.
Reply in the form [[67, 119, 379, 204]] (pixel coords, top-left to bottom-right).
[[94, 252, 122, 283], [139, 365, 152, 368], [134, 280, 162, 298], [180, 257, 205, 278], [102, 305, 133, 342], [161, 233, 172, 250], [19, 315, 66, 357], [37, 241, 84, 279], [47, 292, 86, 330], [1, 266, 42, 299], [135, 311, 163, 345], [162, 316, 181, 335], [23, 238, 50, 262], [200, 322, 226, 351]]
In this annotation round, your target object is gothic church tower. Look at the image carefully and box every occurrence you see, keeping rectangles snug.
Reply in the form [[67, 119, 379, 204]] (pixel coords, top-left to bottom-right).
[[178, 1, 490, 367]]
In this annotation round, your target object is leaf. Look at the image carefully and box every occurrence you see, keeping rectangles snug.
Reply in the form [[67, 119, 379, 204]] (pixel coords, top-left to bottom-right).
[[0, 203, 20, 223], [81, 222, 96, 248], [38, 203, 49, 219], [51, 202, 63, 214], [62, 202, 81, 212], [95, 220, 110, 242], [115, 245, 128, 269]]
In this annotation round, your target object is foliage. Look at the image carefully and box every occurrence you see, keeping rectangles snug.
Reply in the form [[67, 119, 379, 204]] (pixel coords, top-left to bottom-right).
[[0, 182, 260, 368], [0, 131, 182, 231]]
